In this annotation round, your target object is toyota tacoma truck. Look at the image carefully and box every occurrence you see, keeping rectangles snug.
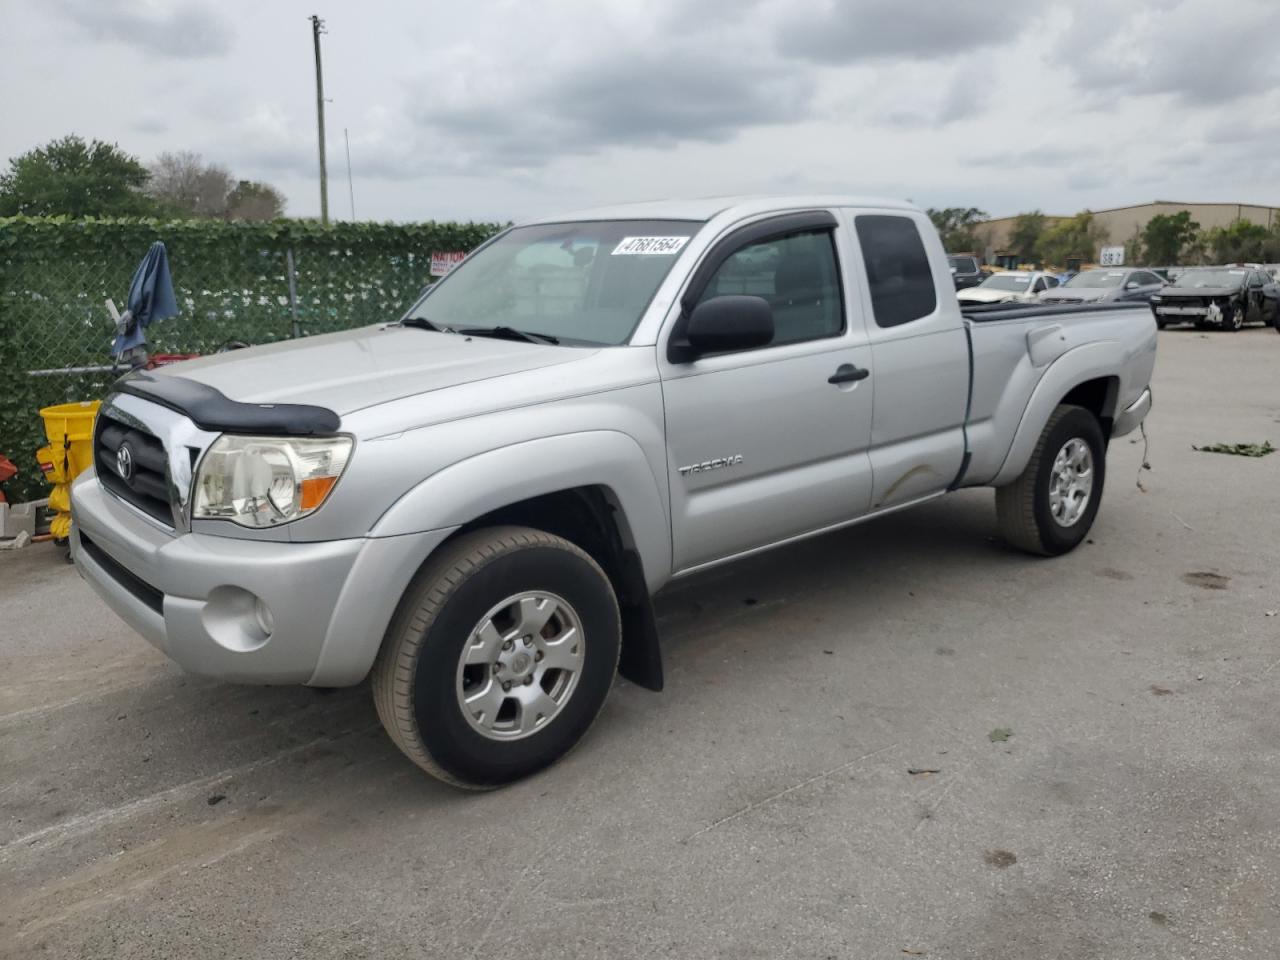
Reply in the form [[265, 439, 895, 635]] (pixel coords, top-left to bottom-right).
[[72, 196, 1156, 788]]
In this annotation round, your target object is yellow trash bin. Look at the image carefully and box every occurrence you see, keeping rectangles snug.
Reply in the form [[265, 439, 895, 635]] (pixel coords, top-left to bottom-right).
[[37, 400, 101, 541]]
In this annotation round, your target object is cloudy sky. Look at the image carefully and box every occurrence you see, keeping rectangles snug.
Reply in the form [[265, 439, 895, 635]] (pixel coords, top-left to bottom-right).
[[3, 0, 1277, 223]]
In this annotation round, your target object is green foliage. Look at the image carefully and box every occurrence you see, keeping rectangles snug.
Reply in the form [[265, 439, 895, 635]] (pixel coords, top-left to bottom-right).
[[227, 180, 285, 221], [1037, 212, 1109, 267], [1007, 212, 1047, 263], [1203, 219, 1280, 263], [1141, 212, 1199, 264], [1192, 441, 1274, 457], [0, 216, 501, 501], [0, 135, 154, 217], [926, 206, 988, 254]]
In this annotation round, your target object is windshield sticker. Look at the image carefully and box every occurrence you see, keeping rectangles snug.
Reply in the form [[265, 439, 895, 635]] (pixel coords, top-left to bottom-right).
[[612, 236, 689, 256]]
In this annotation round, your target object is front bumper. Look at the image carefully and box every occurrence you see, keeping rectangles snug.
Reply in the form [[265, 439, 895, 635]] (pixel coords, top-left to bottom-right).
[[1112, 387, 1152, 438], [71, 472, 454, 686]]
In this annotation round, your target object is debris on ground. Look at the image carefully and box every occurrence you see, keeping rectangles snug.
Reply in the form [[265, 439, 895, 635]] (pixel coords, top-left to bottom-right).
[[1192, 441, 1274, 457], [983, 849, 1017, 868], [0, 530, 31, 550], [907, 767, 941, 776], [1182, 571, 1229, 590], [988, 727, 1013, 742], [1150, 685, 1172, 696], [207, 794, 226, 806]]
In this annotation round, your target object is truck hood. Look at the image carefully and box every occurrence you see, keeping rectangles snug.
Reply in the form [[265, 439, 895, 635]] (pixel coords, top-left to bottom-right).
[[957, 288, 1025, 304], [160, 324, 594, 415]]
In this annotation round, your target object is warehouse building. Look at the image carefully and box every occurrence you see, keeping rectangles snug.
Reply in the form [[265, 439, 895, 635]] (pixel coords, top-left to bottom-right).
[[976, 201, 1280, 267]]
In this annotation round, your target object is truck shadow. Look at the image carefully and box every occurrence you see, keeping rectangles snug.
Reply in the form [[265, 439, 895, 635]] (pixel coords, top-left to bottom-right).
[[652, 488, 1008, 659]]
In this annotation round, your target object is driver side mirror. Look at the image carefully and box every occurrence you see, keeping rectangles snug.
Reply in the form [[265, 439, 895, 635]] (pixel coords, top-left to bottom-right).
[[1124, 281, 1138, 290], [673, 295, 775, 362]]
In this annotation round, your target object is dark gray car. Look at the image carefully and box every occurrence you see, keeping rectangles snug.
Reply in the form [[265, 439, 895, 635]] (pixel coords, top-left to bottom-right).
[[948, 254, 985, 290], [1038, 268, 1165, 305]]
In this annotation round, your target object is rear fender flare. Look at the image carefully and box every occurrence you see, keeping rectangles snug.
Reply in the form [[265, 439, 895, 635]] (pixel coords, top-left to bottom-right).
[[991, 342, 1122, 487]]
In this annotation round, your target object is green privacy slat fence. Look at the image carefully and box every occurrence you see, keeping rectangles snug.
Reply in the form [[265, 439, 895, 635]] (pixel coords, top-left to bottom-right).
[[0, 216, 502, 502]]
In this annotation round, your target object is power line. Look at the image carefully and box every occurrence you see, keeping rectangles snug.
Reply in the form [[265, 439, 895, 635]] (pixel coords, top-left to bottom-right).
[[344, 127, 355, 220]]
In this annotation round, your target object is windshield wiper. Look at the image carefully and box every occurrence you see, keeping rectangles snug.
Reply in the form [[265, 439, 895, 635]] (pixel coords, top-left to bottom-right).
[[456, 325, 559, 345], [400, 316, 453, 333]]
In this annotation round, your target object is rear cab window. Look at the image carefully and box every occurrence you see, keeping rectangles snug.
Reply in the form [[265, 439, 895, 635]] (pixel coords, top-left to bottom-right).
[[855, 215, 937, 328]]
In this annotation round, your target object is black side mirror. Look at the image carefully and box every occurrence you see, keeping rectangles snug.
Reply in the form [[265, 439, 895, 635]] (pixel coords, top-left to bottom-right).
[[677, 295, 774, 361]]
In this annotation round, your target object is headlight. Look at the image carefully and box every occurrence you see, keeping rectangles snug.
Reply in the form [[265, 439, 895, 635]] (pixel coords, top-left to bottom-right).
[[192, 435, 352, 527]]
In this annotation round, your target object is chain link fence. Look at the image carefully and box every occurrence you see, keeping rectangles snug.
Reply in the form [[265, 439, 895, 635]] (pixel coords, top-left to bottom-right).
[[0, 218, 501, 501]]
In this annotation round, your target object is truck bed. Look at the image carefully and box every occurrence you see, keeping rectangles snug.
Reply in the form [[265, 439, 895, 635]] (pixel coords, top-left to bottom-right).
[[960, 301, 1151, 322]]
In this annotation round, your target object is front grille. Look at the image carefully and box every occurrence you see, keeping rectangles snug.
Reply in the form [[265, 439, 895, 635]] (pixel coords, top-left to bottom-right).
[[78, 532, 165, 614], [95, 412, 174, 526]]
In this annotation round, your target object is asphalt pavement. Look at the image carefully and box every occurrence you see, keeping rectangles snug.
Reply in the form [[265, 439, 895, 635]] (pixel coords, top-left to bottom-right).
[[2, 324, 1279, 960]]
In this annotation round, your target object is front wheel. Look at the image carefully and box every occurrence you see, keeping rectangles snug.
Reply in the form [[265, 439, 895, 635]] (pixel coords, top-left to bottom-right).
[[1223, 303, 1244, 331], [371, 526, 621, 789], [995, 404, 1107, 556]]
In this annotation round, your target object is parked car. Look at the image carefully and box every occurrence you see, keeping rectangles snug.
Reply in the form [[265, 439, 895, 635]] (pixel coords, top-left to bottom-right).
[[1038, 268, 1164, 305], [947, 254, 985, 290], [72, 196, 1156, 788], [1150, 266, 1280, 331], [957, 270, 1059, 305]]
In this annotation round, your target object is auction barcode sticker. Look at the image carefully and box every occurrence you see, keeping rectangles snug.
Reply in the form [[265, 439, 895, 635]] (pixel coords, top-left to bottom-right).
[[612, 236, 689, 256]]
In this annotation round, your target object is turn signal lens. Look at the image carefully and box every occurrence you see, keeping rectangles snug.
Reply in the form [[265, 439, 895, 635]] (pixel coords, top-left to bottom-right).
[[299, 475, 339, 511]]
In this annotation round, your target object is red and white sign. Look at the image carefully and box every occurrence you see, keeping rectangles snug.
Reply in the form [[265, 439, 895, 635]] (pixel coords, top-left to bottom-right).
[[430, 251, 466, 277]]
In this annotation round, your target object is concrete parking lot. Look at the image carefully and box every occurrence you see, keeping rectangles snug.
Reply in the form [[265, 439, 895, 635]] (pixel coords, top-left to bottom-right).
[[2, 325, 1278, 960]]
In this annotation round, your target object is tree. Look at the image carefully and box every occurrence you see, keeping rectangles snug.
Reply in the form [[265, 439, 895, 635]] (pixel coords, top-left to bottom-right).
[[1008, 211, 1047, 264], [147, 151, 234, 218], [926, 206, 988, 253], [1141, 211, 1199, 265], [226, 180, 286, 221], [0, 135, 153, 216], [1204, 219, 1280, 263], [1037, 212, 1110, 267]]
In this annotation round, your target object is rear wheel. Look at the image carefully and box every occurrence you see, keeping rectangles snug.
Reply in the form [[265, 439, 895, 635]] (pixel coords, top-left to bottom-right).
[[371, 526, 621, 789], [995, 404, 1107, 556]]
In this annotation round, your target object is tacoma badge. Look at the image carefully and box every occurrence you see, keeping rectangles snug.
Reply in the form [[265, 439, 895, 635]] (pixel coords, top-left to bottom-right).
[[678, 455, 744, 477]]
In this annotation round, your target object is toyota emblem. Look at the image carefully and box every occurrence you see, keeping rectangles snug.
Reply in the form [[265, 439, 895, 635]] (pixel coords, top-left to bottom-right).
[[116, 443, 134, 481]]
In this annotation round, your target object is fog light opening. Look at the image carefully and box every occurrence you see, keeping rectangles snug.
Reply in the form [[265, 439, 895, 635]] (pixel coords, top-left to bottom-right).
[[254, 597, 275, 637]]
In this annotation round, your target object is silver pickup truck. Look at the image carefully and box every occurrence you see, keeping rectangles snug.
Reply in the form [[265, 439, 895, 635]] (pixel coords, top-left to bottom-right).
[[72, 196, 1156, 788]]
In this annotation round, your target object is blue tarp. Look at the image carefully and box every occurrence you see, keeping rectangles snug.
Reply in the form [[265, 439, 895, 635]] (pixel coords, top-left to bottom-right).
[[112, 241, 178, 356]]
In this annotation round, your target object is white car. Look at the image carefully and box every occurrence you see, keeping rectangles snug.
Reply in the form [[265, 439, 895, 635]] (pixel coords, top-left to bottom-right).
[[957, 270, 1059, 305]]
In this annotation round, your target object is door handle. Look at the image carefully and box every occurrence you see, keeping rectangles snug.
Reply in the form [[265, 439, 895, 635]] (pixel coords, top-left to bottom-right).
[[828, 364, 870, 384]]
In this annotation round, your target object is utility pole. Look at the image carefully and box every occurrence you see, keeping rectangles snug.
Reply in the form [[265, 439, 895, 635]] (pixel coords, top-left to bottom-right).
[[344, 127, 355, 220], [310, 14, 329, 225]]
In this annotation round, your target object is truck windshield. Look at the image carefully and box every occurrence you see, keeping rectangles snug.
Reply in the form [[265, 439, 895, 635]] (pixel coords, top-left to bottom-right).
[[1171, 269, 1246, 288], [403, 219, 702, 346]]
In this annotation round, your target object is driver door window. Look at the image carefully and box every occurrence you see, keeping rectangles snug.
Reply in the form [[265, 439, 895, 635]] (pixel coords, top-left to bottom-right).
[[697, 230, 844, 347]]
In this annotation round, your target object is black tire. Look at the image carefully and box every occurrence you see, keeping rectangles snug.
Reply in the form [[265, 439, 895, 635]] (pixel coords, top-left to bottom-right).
[[995, 404, 1107, 557], [371, 526, 621, 789], [1193, 318, 1209, 331]]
